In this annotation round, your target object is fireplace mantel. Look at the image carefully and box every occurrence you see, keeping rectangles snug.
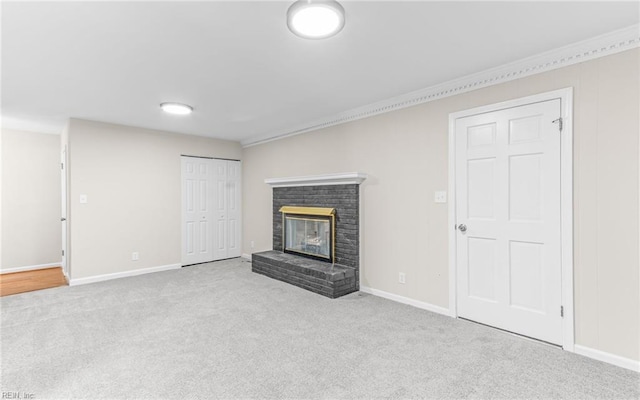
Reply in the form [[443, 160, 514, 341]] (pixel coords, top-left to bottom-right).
[[265, 172, 367, 188]]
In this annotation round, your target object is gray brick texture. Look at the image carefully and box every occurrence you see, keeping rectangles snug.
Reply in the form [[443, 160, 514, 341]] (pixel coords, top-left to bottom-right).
[[255, 183, 361, 298], [273, 184, 359, 272], [252, 251, 358, 299]]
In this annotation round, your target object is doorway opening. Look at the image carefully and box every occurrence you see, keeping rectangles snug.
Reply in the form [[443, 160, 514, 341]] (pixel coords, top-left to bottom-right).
[[448, 88, 574, 350], [181, 156, 242, 266]]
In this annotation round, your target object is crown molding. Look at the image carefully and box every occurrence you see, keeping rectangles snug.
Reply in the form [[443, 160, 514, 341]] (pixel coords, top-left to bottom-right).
[[242, 24, 640, 148], [265, 172, 368, 188]]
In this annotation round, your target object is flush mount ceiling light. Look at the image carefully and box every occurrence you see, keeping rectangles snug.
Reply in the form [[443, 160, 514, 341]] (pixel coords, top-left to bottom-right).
[[160, 102, 193, 115], [287, 0, 345, 39]]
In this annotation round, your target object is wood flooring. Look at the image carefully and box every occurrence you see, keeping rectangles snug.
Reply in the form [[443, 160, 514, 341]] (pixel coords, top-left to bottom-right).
[[0, 267, 67, 297]]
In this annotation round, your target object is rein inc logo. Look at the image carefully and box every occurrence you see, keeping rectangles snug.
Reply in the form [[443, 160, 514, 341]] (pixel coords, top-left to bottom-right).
[[2, 392, 35, 399]]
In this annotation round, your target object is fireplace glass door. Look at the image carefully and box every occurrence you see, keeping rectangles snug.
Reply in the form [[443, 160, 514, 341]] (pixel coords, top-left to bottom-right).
[[284, 216, 331, 260]]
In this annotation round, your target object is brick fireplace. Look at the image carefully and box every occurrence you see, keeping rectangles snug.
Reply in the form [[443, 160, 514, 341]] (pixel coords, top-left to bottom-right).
[[252, 173, 366, 298]]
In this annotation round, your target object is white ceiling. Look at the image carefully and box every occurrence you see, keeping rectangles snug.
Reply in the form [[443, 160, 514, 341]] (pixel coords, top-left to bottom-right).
[[2, 1, 638, 144]]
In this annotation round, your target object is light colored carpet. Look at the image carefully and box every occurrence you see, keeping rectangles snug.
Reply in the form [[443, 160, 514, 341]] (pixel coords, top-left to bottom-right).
[[1, 258, 638, 399]]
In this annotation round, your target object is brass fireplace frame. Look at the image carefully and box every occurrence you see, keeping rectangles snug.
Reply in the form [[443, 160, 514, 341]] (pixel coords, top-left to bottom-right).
[[280, 206, 336, 263]]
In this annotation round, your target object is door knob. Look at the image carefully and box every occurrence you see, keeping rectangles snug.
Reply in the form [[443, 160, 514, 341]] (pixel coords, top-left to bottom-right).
[[61, 217, 66, 222], [458, 224, 467, 232]]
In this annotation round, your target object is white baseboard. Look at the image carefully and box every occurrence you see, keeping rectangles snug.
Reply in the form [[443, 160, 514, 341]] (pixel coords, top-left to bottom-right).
[[241, 253, 252, 261], [69, 263, 181, 286], [360, 285, 450, 317], [0, 262, 61, 274], [360, 285, 640, 372], [574, 344, 640, 372]]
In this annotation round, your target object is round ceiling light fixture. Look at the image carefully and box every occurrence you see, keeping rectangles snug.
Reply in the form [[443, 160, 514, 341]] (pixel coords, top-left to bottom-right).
[[160, 102, 193, 115], [287, 0, 345, 39]]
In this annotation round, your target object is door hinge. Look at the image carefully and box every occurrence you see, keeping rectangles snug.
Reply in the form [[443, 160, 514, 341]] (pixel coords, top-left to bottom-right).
[[552, 117, 563, 131], [560, 305, 564, 318], [61, 163, 64, 170], [62, 249, 65, 256]]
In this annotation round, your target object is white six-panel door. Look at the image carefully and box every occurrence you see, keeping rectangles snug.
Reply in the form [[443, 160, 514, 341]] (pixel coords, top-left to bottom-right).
[[213, 160, 228, 260], [61, 147, 68, 278], [225, 160, 242, 259], [182, 157, 214, 265], [182, 157, 241, 265], [455, 99, 563, 345]]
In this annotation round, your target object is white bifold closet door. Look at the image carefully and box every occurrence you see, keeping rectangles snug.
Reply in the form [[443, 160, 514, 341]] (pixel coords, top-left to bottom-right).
[[212, 159, 241, 260], [182, 157, 241, 266]]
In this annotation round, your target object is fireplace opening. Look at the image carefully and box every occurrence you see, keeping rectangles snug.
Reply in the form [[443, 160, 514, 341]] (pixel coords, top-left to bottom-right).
[[280, 206, 335, 263]]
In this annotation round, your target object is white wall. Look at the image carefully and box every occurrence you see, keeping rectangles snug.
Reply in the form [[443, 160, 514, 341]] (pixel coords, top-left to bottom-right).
[[242, 49, 639, 362], [1, 129, 62, 271], [67, 119, 242, 280]]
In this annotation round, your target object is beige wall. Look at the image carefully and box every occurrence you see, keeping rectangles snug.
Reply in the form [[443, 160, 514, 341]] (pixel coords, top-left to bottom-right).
[[1, 129, 62, 270], [67, 119, 242, 280], [242, 49, 640, 361]]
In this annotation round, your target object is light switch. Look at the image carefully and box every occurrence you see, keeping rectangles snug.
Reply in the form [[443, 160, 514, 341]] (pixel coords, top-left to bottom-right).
[[434, 191, 447, 203], [80, 194, 88, 204]]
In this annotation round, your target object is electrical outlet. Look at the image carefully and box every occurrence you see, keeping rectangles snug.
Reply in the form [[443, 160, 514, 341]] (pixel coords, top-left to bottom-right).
[[434, 191, 447, 203], [132, 252, 139, 261], [399, 272, 406, 284], [250, 241, 255, 249]]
